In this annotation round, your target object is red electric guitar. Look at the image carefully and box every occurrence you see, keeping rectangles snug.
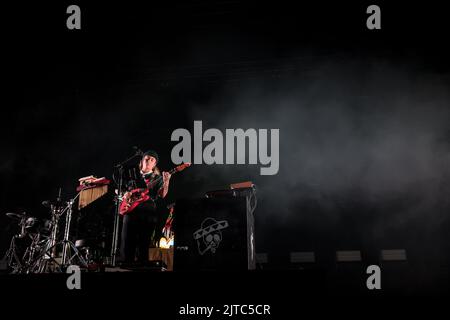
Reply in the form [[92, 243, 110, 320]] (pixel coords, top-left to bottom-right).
[[119, 162, 191, 216]]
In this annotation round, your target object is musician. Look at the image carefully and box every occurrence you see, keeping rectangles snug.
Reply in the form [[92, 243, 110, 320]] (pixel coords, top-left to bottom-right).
[[120, 150, 171, 264]]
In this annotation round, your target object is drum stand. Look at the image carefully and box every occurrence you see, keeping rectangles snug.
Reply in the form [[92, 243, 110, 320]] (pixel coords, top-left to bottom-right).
[[3, 236, 24, 274], [22, 233, 44, 273], [31, 202, 64, 273], [3, 214, 30, 273], [34, 192, 88, 272]]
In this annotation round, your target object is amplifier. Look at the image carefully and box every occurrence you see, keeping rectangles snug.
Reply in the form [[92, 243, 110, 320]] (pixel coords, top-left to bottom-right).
[[173, 197, 256, 271]]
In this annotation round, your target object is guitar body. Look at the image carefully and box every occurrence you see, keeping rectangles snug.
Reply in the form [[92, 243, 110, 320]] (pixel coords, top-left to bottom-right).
[[119, 162, 191, 216], [119, 188, 150, 216]]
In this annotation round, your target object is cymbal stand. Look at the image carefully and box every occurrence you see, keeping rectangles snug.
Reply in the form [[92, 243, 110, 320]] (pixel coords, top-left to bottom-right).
[[33, 192, 88, 272]]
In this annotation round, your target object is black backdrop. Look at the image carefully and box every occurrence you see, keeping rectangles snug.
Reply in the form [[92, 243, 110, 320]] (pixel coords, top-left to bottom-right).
[[1, 2, 449, 281]]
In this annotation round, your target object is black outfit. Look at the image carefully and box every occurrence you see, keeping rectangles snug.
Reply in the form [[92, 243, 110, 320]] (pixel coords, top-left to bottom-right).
[[120, 172, 164, 264]]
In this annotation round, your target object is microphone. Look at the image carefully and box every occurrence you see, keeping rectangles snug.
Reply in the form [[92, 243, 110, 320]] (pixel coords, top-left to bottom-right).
[[133, 146, 144, 156]]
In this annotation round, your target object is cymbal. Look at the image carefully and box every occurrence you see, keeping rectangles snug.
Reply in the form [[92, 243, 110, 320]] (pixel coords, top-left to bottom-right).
[[5, 212, 26, 220]]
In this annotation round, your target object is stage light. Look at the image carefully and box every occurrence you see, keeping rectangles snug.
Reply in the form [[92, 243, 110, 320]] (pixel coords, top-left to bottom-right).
[[381, 249, 407, 261], [158, 236, 174, 249], [336, 250, 362, 262], [290, 251, 315, 263]]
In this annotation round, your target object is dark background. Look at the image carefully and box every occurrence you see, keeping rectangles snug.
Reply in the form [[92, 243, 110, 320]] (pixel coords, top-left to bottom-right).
[[1, 1, 449, 286]]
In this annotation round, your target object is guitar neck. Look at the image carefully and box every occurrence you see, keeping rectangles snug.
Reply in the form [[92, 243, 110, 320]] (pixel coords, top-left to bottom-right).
[[145, 166, 180, 188]]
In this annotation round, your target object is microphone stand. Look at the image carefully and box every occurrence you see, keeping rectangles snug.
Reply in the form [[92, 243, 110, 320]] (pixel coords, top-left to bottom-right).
[[110, 150, 142, 267]]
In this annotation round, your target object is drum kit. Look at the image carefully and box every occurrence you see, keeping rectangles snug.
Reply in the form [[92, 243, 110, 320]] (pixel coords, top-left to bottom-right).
[[2, 193, 96, 274], [3, 212, 50, 273]]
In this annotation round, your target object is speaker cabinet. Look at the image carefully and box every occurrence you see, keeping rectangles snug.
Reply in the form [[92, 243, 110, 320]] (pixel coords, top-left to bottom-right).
[[173, 197, 255, 271]]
